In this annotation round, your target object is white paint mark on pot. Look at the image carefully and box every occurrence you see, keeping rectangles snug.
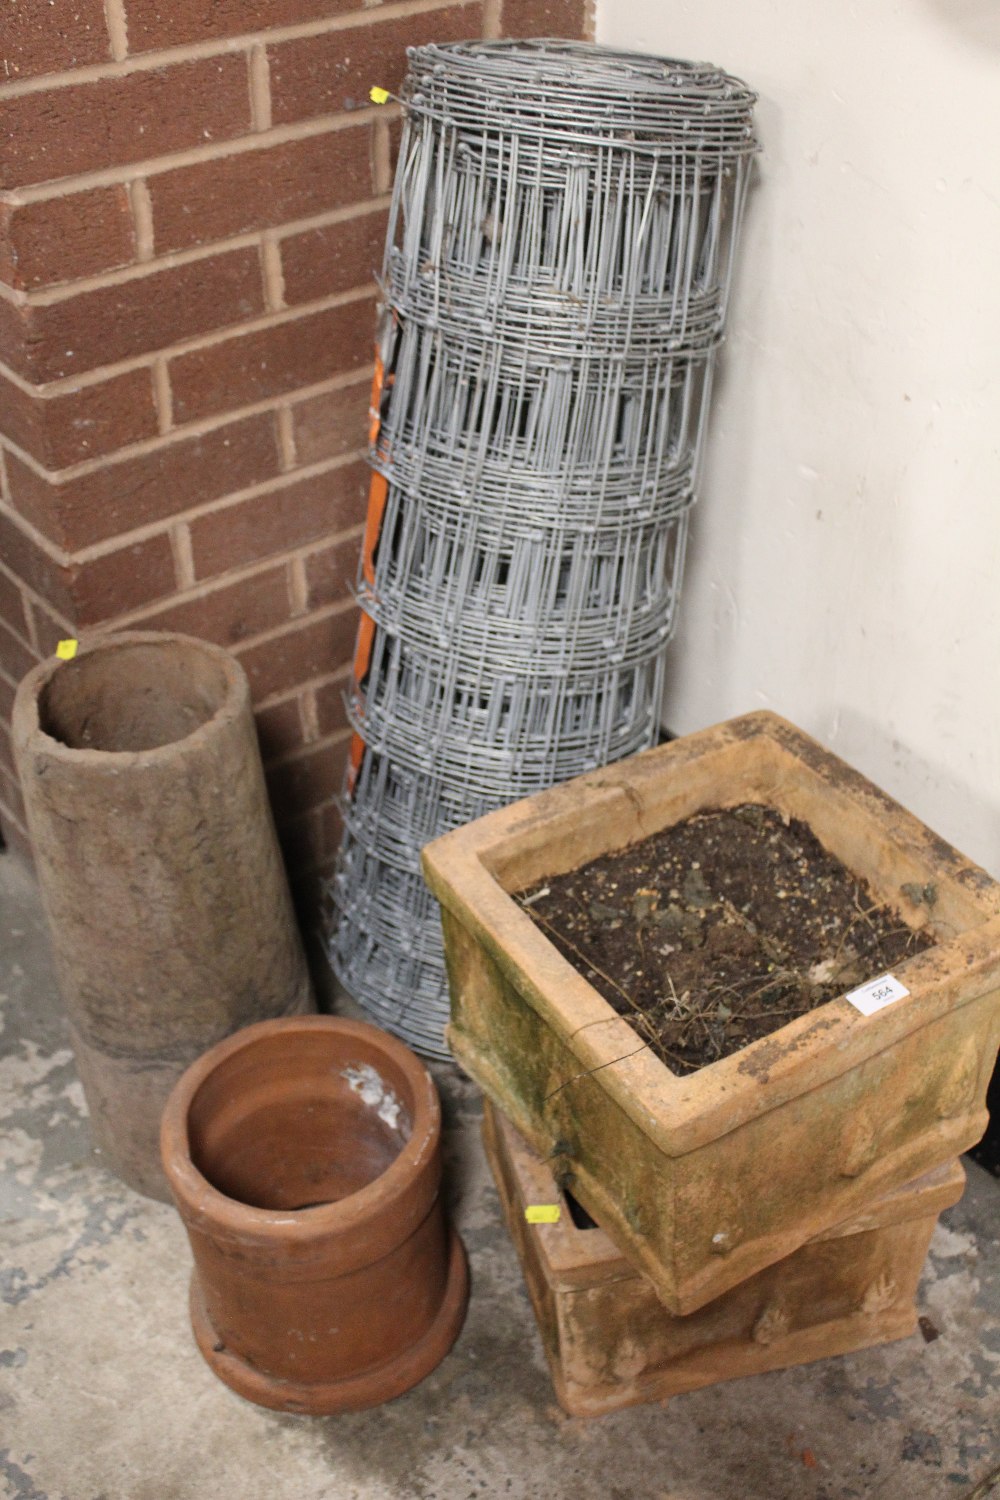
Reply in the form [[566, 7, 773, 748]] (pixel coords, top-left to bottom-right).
[[342, 1063, 409, 1134]]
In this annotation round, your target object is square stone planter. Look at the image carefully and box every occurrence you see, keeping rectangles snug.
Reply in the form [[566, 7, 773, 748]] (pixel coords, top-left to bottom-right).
[[483, 1100, 964, 1417], [422, 711, 1000, 1314]]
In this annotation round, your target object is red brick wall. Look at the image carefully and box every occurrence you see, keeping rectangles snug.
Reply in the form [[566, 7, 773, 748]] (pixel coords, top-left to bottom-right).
[[0, 0, 592, 908]]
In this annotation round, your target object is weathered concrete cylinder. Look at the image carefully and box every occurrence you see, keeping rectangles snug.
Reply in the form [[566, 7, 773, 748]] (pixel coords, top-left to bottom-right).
[[12, 631, 315, 1201]]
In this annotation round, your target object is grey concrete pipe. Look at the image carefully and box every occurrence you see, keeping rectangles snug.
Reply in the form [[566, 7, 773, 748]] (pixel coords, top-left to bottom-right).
[[12, 631, 315, 1200]]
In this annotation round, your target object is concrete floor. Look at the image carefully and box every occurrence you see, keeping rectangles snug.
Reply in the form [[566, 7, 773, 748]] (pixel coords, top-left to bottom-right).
[[1, 849, 998, 1500]]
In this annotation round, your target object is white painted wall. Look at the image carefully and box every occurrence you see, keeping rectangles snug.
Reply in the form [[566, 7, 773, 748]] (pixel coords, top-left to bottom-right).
[[597, 0, 1000, 875]]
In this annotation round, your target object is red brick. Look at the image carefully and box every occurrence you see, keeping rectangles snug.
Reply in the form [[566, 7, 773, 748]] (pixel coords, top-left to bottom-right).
[[235, 605, 357, 699], [5, 413, 282, 550], [255, 693, 307, 763], [313, 671, 350, 738], [0, 613, 37, 684], [500, 0, 589, 36], [126, 0, 362, 53], [4, 454, 65, 543], [265, 733, 349, 819], [0, 0, 111, 81], [125, 563, 291, 648], [189, 458, 368, 577], [149, 127, 373, 253], [0, 507, 177, 623], [0, 507, 74, 615], [26, 598, 69, 657], [0, 565, 31, 639], [281, 207, 388, 307], [72, 531, 177, 623], [303, 531, 360, 610], [0, 187, 135, 291], [0, 295, 29, 378], [0, 56, 254, 191], [0, 367, 159, 469], [269, 5, 481, 124], [0, 248, 266, 383], [170, 295, 376, 423], [290, 377, 369, 465]]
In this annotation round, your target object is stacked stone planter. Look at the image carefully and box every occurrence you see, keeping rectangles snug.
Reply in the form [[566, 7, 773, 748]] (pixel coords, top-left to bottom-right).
[[424, 711, 1000, 1410], [483, 1102, 965, 1416]]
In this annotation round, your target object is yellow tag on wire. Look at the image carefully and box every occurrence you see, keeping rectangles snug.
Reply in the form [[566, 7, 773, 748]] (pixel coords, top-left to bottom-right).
[[525, 1205, 561, 1224], [369, 86, 390, 105], [56, 639, 78, 660]]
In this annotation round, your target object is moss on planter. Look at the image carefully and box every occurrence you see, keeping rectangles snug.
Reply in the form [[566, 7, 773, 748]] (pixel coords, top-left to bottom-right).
[[423, 712, 1000, 1314], [483, 1100, 965, 1416]]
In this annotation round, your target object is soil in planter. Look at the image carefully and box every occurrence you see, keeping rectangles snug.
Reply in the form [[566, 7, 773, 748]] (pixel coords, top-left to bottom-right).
[[517, 803, 937, 1077]]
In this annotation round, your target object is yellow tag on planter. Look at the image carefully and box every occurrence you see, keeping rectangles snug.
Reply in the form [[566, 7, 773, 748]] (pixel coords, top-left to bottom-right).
[[56, 639, 78, 660], [525, 1205, 561, 1224], [369, 86, 390, 105]]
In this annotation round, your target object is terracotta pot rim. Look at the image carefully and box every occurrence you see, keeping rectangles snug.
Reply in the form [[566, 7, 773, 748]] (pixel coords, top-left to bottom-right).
[[161, 1014, 440, 1241], [12, 630, 247, 768]]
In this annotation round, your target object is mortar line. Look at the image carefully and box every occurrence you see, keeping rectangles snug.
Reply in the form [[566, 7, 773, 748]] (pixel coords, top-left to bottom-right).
[[0, 286, 376, 402], [151, 359, 174, 433], [481, 0, 502, 39], [248, 42, 273, 132], [0, 191, 389, 308], [0, 0, 459, 101], [299, 687, 321, 743], [263, 723, 353, 776], [260, 234, 287, 312], [0, 558, 76, 633], [105, 531, 363, 636], [0, 609, 36, 664], [20, 586, 40, 652], [287, 554, 310, 615], [0, 206, 385, 308], [371, 116, 393, 197], [170, 522, 196, 589], [0, 448, 367, 566], [276, 405, 298, 470], [103, 0, 129, 61], [1, 444, 367, 564], [128, 178, 155, 261], [1, 370, 372, 480], [4, 107, 400, 207], [253, 661, 353, 713], [232, 595, 357, 653]]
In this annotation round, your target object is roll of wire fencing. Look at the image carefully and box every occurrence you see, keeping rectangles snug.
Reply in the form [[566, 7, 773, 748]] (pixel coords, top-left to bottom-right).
[[327, 39, 758, 1057]]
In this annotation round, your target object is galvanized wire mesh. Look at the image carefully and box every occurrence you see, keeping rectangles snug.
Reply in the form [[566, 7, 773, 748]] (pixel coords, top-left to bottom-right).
[[373, 313, 711, 512], [359, 484, 689, 672], [350, 629, 669, 787], [327, 39, 757, 1057]]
